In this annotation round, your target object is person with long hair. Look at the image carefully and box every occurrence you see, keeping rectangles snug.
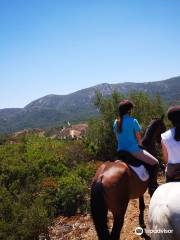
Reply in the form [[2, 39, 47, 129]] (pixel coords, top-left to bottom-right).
[[161, 105, 180, 182], [113, 99, 159, 195]]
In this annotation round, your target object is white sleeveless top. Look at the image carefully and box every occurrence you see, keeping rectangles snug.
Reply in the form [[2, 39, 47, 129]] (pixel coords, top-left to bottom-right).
[[161, 128, 180, 164]]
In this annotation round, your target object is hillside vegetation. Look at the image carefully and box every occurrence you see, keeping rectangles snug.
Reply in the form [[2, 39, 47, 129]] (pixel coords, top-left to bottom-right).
[[0, 135, 96, 240], [0, 91, 168, 239]]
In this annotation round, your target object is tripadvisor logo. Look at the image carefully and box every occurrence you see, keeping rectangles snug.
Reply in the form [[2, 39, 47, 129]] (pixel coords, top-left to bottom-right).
[[135, 227, 143, 235], [135, 226, 174, 235]]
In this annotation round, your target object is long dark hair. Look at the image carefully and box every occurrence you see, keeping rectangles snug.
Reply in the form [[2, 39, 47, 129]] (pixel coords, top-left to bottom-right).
[[167, 106, 180, 141], [174, 126, 180, 141], [117, 100, 134, 133]]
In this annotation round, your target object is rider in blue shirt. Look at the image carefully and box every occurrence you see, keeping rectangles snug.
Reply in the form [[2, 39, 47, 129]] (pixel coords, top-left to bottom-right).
[[113, 100, 159, 196], [113, 114, 141, 153]]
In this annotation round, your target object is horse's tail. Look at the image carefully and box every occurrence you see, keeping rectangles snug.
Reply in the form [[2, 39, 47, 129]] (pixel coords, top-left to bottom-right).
[[149, 204, 174, 240], [90, 180, 110, 240]]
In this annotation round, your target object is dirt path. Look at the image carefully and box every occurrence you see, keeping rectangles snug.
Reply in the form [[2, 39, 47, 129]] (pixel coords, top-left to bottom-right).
[[50, 176, 165, 240], [49, 192, 150, 240]]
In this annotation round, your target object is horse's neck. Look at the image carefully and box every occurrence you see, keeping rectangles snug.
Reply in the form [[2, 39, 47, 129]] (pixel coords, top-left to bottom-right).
[[144, 142, 155, 151], [143, 134, 157, 156], [146, 144, 157, 157]]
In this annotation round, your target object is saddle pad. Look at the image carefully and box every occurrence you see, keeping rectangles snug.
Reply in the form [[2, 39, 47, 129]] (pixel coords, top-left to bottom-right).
[[129, 164, 149, 182]]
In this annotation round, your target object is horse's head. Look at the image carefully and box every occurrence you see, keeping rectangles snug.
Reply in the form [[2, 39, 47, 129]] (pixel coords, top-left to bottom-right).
[[142, 115, 166, 147]]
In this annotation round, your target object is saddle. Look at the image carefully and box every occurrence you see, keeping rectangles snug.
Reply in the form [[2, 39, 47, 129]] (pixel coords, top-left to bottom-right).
[[117, 150, 150, 172], [117, 150, 150, 182]]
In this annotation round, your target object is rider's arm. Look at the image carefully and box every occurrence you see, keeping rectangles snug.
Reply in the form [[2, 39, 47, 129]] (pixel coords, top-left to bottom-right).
[[135, 132, 142, 146], [161, 141, 168, 165], [133, 119, 142, 146]]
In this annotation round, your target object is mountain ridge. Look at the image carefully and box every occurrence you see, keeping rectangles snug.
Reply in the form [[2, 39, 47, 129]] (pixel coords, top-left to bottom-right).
[[0, 76, 180, 134], [24, 76, 180, 109]]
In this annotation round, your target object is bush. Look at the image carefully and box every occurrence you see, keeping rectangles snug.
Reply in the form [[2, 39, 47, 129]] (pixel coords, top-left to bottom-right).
[[0, 188, 50, 240], [73, 162, 96, 184], [0, 134, 96, 239], [56, 173, 87, 216], [41, 162, 68, 177], [61, 140, 93, 168]]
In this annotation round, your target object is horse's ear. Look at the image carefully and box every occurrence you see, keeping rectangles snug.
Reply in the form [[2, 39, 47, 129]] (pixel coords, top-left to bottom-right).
[[161, 114, 164, 120]]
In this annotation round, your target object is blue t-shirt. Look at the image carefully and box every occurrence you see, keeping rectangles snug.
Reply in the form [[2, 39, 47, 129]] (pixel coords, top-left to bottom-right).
[[113, 114, 141, 153]]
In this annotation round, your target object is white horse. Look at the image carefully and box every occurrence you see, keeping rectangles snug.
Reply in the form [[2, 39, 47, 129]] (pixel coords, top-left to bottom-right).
[[148, 182, 180, 240]]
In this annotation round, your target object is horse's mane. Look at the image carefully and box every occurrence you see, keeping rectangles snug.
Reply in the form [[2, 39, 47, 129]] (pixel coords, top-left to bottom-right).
[[142, 118, 161, 145]]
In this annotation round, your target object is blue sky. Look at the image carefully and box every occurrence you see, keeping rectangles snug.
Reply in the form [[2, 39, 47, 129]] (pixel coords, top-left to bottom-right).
[[0, 0, 180, 108]]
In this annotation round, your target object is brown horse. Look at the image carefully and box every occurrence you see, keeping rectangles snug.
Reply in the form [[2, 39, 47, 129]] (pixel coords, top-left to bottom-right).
[[90, 116, 166, 240]]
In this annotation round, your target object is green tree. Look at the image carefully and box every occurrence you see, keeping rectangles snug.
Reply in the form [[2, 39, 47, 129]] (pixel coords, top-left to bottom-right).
[[86, 91, 124, 159], [129, 91, 165, 129]]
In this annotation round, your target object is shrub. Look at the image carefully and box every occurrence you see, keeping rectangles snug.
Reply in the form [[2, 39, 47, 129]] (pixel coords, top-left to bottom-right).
[[73, 162, 96, 184], [0, 188, 50, 240], [56, 173, 87, 216], [41, 162, 68, 177], [61, 141, 93, 168], [0, 134, 96, 239]]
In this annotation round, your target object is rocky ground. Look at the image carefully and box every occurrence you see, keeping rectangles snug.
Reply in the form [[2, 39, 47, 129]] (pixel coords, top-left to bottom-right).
[[49, 176, 165, 240]]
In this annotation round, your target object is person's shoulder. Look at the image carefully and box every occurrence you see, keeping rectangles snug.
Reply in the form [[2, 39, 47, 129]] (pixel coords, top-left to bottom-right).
[[125, 116, 138, 124], [161, 128, 174, 140], [123, 115, 133, 123], [126, 117, 139, 127], [126, 115, 134, 120], [130, 117, 139, 123]]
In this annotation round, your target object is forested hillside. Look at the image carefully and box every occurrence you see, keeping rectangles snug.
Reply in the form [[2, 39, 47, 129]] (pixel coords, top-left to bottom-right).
[[0, 77, 179, 133]]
